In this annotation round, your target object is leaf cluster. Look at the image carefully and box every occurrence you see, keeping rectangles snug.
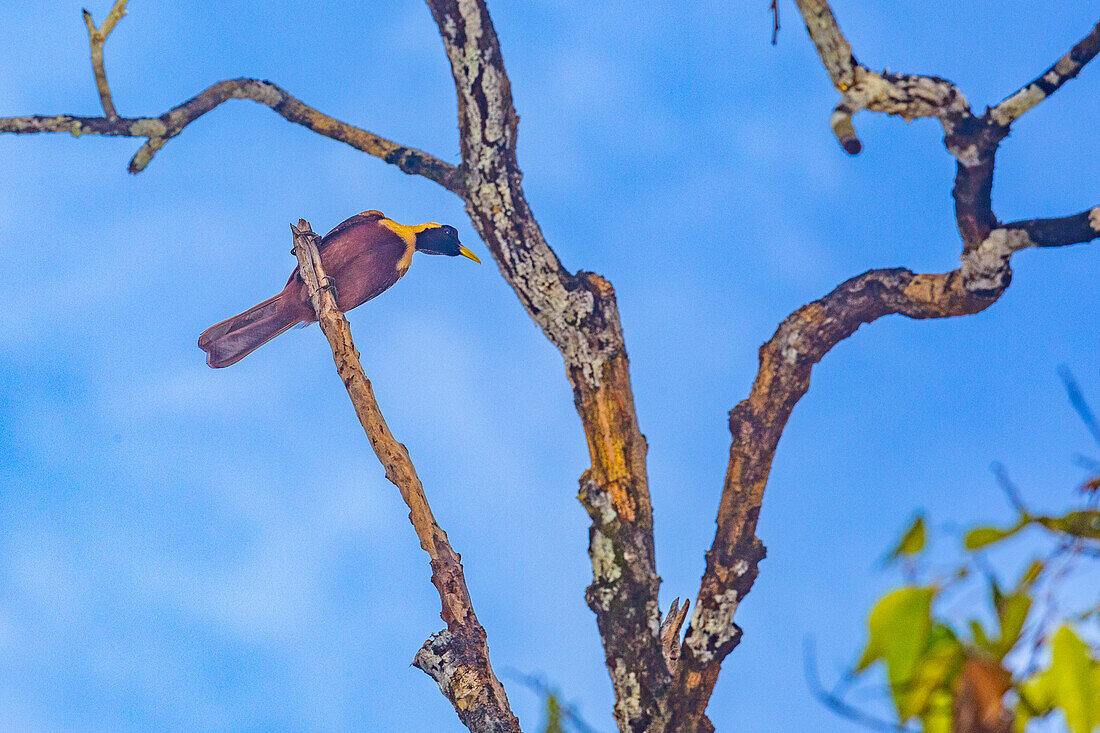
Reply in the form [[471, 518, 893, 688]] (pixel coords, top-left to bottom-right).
[[854, 503, 1098, 732]]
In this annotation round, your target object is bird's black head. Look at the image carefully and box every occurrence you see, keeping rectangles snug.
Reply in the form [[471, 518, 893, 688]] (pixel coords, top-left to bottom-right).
[[414, 224, 480, 262]]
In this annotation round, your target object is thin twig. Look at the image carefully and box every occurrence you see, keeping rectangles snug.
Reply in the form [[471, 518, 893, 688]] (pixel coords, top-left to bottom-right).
[[82, 0, 128, 119], [1074, 455, 1100, 472], [0, 77, 464, 191], [1023, 537, 1080, 677], [991, 462, 1028, 515], [1002, 208, 1100, 250], [1060, 366, 1100, 447], [0, 6, 464, 191], [989, 19, 1100, 127], [803, 639, 917, 733], [506, 671, 604, 733], [289, 220, 519, 733], [792, 0, 973, 155]]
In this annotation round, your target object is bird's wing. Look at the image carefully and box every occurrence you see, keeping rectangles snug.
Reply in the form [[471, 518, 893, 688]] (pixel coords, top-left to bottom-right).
[[285, 211, 388, 287], [318, 210, 386, 251]]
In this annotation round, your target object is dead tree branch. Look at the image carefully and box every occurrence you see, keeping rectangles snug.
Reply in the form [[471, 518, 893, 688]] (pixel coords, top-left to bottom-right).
[[81, 0, 128, 119], [990, 20, 1100, 127], [1002, 207, 1100, 249], [289, 221, 519, 733], [2, 3, 664, 727], [793, 0, 971, 155], [666, 4, 1100, 730], [0, 5, 463, 191], [5, 3, 1098, 731], [424, 2, 668, 730]]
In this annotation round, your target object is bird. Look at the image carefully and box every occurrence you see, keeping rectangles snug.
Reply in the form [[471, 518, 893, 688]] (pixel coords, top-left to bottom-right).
[[198, 210, 480, 368]]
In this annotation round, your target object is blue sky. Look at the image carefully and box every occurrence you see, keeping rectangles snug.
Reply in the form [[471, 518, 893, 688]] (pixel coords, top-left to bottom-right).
[[0, 1, 1097, 731]]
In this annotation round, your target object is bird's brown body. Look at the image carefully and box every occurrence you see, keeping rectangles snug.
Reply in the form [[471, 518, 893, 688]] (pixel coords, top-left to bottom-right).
[[199, 210, 476, 368]]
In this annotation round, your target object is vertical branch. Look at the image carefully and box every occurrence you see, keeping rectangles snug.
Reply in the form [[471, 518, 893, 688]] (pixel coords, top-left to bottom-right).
[[82, 0, 129, 119], [289, 221, 520, 733], [424, 2, 669, 730]]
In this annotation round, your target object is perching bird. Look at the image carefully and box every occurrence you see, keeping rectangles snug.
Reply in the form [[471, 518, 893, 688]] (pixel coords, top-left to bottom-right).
[[198, 210, 480, 368]]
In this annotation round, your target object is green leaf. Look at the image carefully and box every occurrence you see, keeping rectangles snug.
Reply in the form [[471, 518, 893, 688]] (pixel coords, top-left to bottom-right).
[[855, 587, 937, 719], [1017, 559, 1045, 590], [885, 514, 927, 562], [969, 619, 994, 654], [992, 591, 1032, 659], [896, 624, 964, 719], [1038, 510, 1100, 540], [1049, 626, 1097, 733], [856, 588, 934, 672], [920, 688, 954, 733], [1016, 666, 1055, 732], [964, 523, 1024, 550], [543, 693, 565, 733], [983, 569, 1035, 660]]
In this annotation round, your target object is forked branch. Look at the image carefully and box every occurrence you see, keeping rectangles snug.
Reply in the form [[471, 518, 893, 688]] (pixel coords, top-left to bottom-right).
[[82, 0, 128, 118], [7, 2, 1098, 732], [3, 2, 659, 727], [425, 2, 669, 730], [793, 0, 972, 155], [0, 4, 464, 191], [290, 221, 519, 733], [667, 3, 1100, 730]]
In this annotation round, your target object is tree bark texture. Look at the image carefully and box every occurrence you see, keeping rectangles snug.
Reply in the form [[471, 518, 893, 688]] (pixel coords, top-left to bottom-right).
[[290, 221, 519, 732], [664, 5, 1100, 730], [1, 2, 1097, 731]]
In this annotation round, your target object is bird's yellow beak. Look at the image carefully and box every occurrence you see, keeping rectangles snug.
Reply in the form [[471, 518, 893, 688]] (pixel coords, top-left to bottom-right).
[[458, 245, 481, 264]]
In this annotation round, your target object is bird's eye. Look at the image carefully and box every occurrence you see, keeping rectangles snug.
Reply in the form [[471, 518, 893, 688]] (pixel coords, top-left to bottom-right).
[[445, 226, 457, 236]]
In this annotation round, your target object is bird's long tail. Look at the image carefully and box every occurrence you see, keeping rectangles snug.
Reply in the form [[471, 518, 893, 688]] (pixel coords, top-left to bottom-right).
[[198, 293, 304, 368]]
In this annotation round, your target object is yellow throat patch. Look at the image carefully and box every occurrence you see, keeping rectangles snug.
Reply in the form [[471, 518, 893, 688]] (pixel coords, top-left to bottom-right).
[[378, 218, 440, 272]]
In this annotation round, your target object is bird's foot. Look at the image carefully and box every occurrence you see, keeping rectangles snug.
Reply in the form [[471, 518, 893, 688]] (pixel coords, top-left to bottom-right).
[[319, 276, 338, 302]]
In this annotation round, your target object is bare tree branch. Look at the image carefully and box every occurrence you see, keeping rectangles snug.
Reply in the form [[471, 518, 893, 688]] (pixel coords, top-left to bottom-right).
[[667, 264, 1016, 730], [1002, 206, 1100, 249], [951, 19, 1100, 251], [794, 0, 973, 155], [7, 3, 1097, 731], [667, 5, 1100, 727], [0, 78, 464, 190], [803, 640, 917, 733], [81, 0, 128, 119], [990, 20, 1100, 127], [949, 16, 1100, 251], [0, 8, 464, 191], [289, 220, 519, 733], [423, 2, 669, 730], [2, 3, 662, 727], [793, 2, 1100, 248]]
